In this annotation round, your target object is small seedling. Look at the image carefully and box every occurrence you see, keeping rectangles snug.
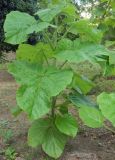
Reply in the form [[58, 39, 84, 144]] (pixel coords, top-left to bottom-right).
[[0, 120, 13, 143], [5, 147, 17, 160]]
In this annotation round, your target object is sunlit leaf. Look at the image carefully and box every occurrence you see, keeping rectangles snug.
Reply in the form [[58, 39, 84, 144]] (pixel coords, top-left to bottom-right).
[[55, 39, 110, 63], [69, 20, 103, 43], [55, 114, 78, 137], [79, 107, 104, 128], [28, 118, 51, 147], [97, 92, 115, 126], [42, 125, 67, 158], [8, 61, 73, 119], [4, 11, 51, 44]]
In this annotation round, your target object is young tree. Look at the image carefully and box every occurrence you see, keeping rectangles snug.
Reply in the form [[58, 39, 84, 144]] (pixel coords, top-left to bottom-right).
[[3, 0, 115, 159]]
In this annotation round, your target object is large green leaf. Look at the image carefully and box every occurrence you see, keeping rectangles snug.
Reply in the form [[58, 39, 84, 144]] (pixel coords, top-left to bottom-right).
[[8, 61, 73, 95], [42, 125, 67, 159], [55, 114, 78, 137], [16, 43, 54, 63], [8, 61, 73, 119], [28, 118, 51, 147], [4, 11, 51, 44], [97, 92, 115, 126], [55, 39, 110, 63], [69, 20, 103, 43], [28, 118, 67, 158], [79, 107, 104, 128]]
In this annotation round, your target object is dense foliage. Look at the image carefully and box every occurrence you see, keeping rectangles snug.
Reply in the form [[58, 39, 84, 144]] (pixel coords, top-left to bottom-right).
[[3, 0, 115, 159], [0, 0, 38, 51]]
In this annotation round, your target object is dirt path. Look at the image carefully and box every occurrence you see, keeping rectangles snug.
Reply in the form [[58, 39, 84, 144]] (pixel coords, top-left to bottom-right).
[[0, 71, 115, 160]]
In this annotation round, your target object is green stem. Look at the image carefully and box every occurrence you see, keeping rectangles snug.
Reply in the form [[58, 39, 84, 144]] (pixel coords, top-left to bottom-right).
[[53, 17, 58, 48], [59, 60, 68, 69], [42, 51, 49, 66], [44, 32, 55, 50], [104, 124, 115, 134], [51, 97, 57, 120]]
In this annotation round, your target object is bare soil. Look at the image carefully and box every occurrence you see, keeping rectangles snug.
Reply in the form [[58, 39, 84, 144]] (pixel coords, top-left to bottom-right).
[[0, 71, 115, 160]]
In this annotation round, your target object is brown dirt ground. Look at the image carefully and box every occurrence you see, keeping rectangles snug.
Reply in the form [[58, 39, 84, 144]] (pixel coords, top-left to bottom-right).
[[0, 70, 115, 160]]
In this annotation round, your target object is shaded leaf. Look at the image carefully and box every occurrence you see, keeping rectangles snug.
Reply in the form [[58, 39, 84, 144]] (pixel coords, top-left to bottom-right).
[[16, 44, 43, 63], [104, 64, 115, 76], [16, 43, 54, 63], [59, 104, 68, 114], [69, 92, 98, 109]]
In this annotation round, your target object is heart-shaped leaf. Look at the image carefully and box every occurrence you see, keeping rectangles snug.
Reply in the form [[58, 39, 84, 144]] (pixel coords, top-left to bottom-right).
[[8, 61, 73, 119]]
